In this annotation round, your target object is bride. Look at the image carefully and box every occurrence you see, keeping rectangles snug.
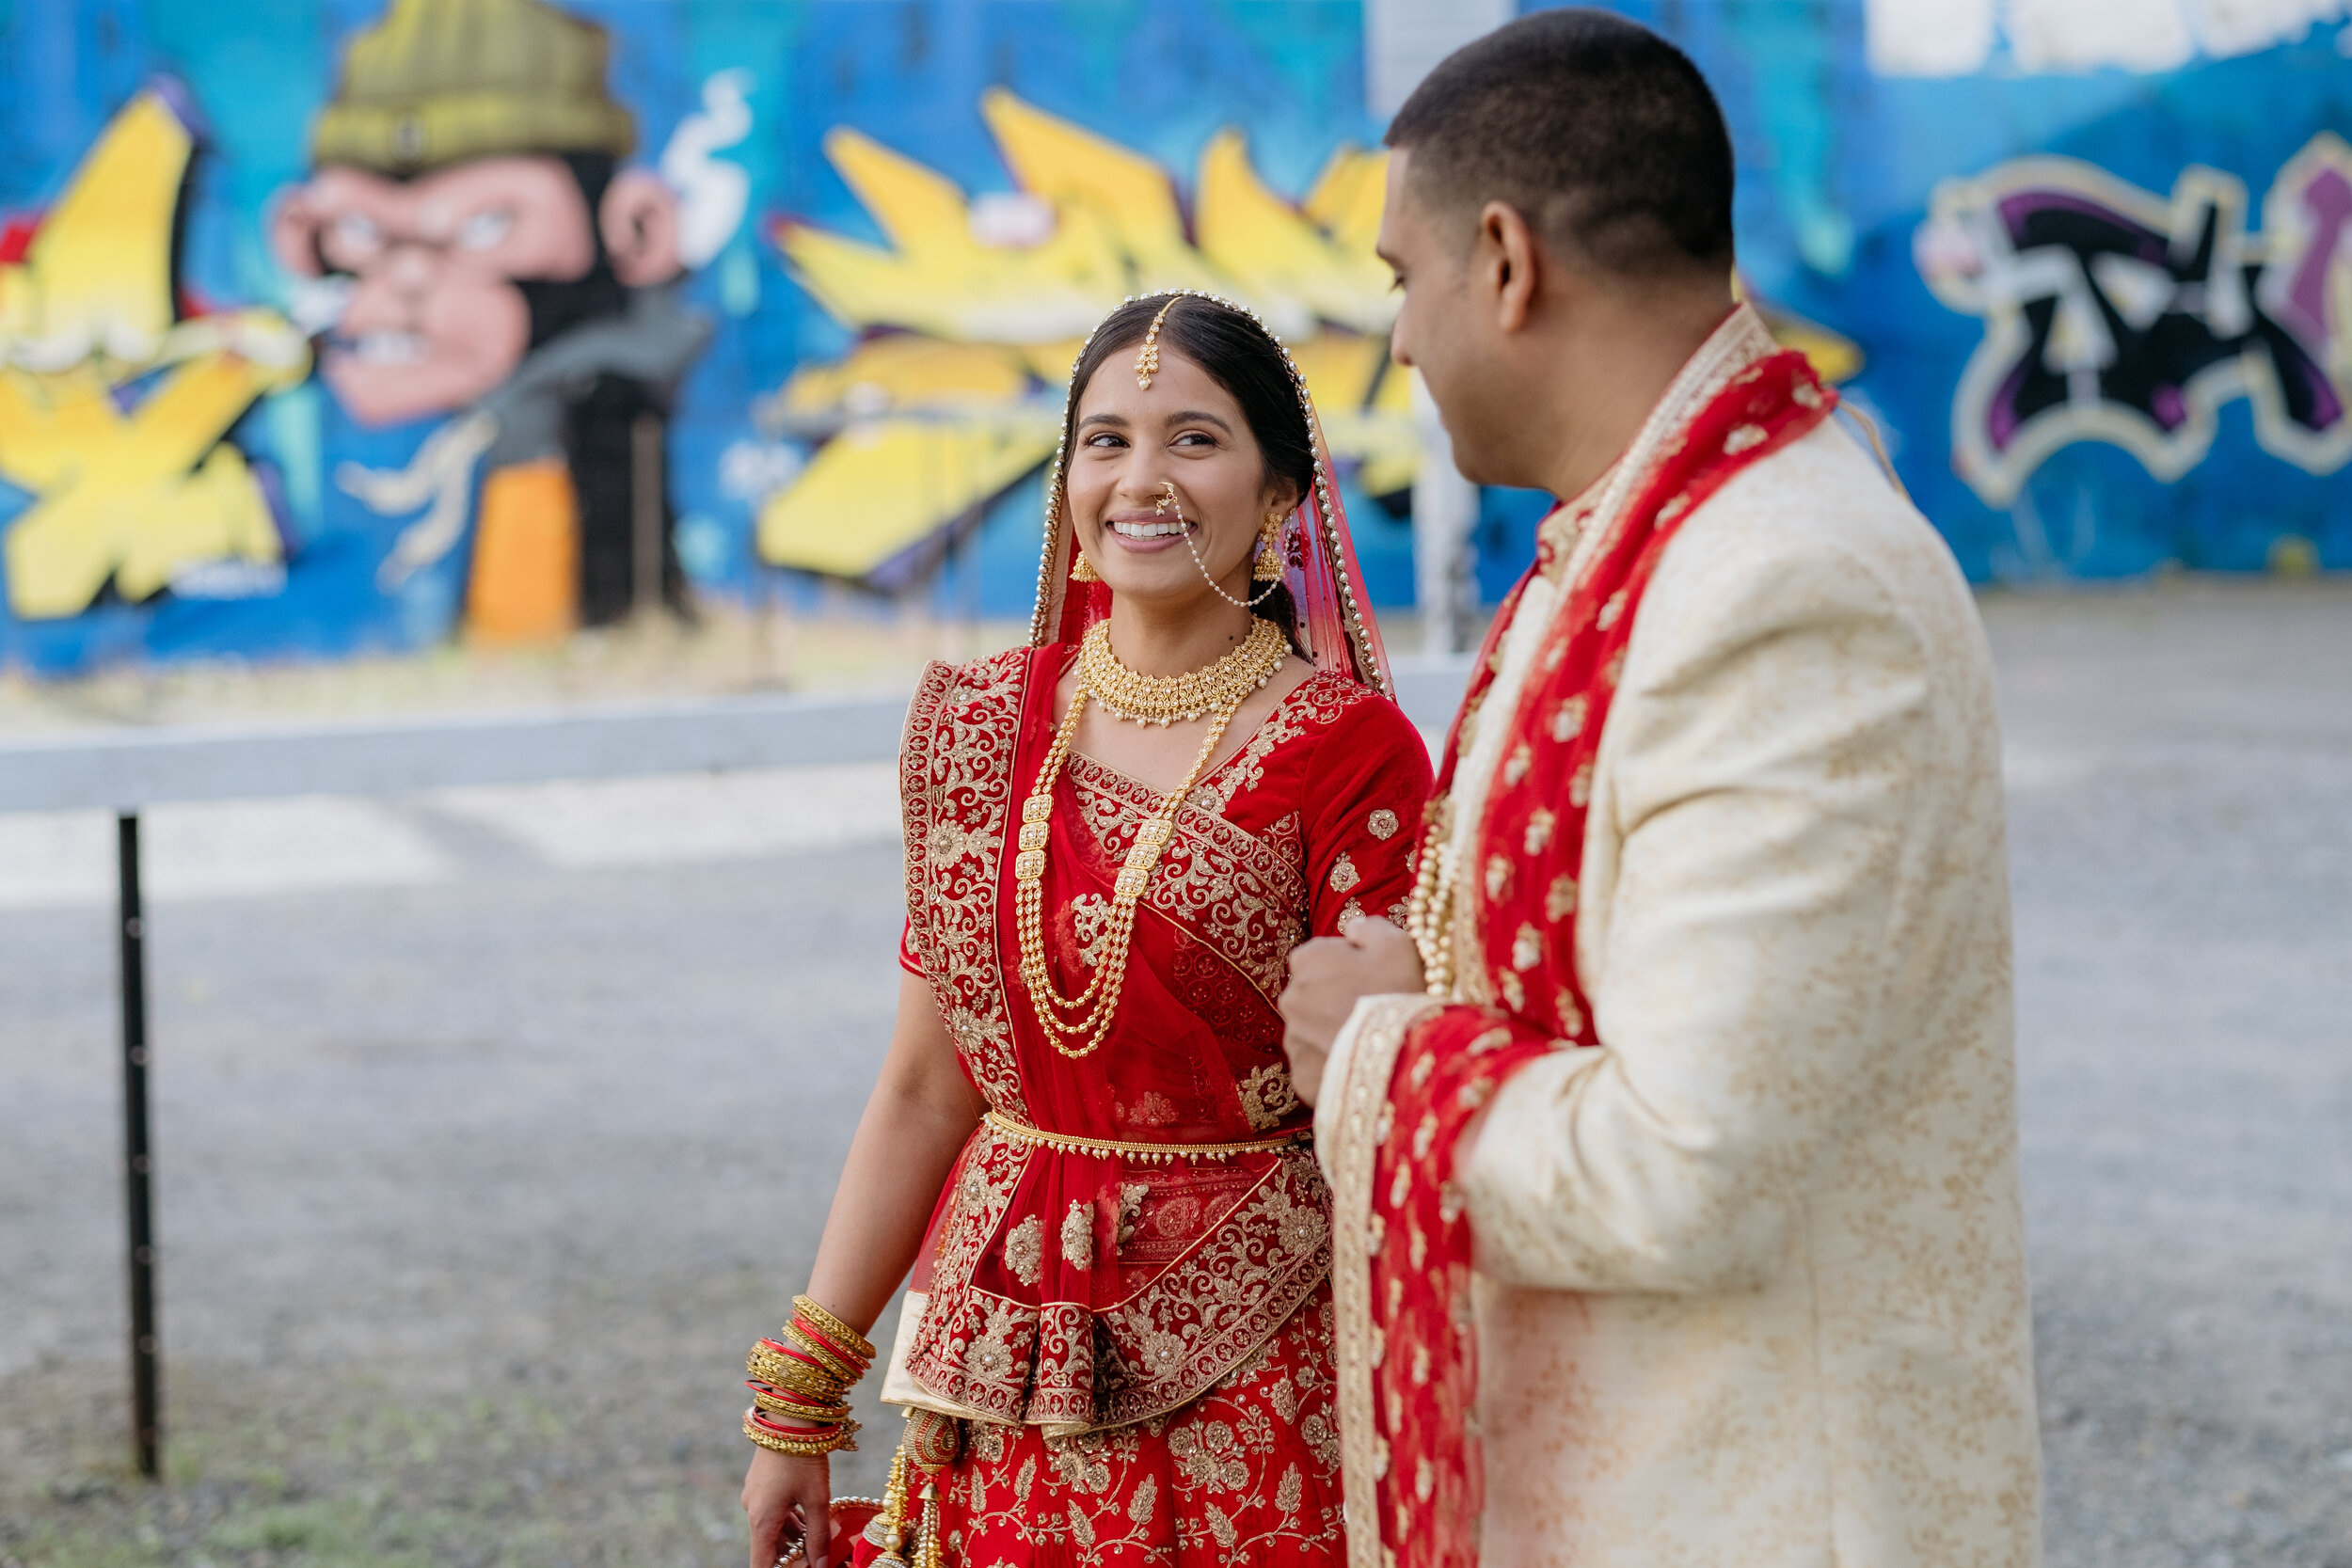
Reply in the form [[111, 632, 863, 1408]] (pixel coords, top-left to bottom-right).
[[738, 292, 1432, 1567]]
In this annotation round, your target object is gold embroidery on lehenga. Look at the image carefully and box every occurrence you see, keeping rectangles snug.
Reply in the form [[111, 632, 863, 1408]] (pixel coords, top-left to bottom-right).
[[899, 655, 1384, 1442], [1068, 755, 1305, 1001], [1003, 1214, 1045, 1286], [1061, 1199, 1095, 1272], [1238, 1063, 1301, 1132], [901, 653, 1032, 1120], [1190, 672, 1375, 815], [912, 1142, 1334, 1431], [936, 1293, 1349, 1560], [1118, 1181, 1150, 1243], [1068, 892, 1114, 968]]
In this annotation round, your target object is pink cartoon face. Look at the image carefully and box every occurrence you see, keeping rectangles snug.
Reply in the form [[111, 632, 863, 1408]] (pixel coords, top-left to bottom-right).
[[272, 154, 680, 426]]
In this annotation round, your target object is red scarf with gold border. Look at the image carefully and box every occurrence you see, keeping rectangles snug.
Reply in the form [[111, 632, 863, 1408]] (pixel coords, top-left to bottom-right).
[[1364, 347, 1834, 1568]]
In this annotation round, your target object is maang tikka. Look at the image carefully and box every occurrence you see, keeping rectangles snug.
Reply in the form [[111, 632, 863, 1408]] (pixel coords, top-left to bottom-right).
[[1134, 297, 1178, 389]]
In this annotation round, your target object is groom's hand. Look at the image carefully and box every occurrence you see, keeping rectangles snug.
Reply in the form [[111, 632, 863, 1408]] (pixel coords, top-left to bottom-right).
[[1280, 916, 1425, 1107]]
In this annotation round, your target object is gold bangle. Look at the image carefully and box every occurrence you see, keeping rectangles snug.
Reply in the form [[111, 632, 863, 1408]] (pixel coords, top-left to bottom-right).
[[983, 1109, 1311, 1164], [753, 1329, 860, 1386], [749, 1351, 852, 1403], [752, 1386, 853, 1423], [779, 1321, 866, 1383], [743, 1408, 859, 1457], [792, 1295, 877, 1362], [747, 1343, 818, 1389]]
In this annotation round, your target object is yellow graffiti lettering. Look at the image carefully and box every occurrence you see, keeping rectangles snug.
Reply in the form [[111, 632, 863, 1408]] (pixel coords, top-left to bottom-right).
[[0, 90, 308, 620], [764, 93, 1414, 580]]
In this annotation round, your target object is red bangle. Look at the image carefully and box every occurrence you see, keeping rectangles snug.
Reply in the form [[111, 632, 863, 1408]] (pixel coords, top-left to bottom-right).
[[787, 1316, 872, 1370], [746, 1380, 850, 1418], [747, 1407, 844, 1437]]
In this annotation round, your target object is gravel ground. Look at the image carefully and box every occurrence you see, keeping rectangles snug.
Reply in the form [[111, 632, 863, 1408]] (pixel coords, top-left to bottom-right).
[[1987, 582, 2352, 1568], [2, 578, 2348, 1567]]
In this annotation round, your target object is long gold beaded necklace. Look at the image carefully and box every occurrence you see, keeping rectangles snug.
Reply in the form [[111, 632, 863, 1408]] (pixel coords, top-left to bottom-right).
[[1015, 619, 1289, 1057], [1404, 795, 1459, 998]]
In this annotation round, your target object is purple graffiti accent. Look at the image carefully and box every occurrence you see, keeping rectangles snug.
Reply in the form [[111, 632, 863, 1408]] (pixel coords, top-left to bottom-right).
[[2280, 165, 2352, 345], [2284, 342, 2344, 428], [1991, 356, 2031, 451], [1956, 167, 2344, 468], [1999, 190, 2170, 266]]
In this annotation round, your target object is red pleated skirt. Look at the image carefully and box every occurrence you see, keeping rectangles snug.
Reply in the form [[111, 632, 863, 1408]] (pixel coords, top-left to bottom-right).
[[866, 1285, 1347, 1567]]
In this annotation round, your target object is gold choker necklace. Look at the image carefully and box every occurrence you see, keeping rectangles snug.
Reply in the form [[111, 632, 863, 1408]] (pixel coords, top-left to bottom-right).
[[1077, 619, 1288, 727]]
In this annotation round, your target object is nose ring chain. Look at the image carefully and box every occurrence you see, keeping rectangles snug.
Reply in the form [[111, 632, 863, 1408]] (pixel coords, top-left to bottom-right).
[[1164, 482, 1286, 610]]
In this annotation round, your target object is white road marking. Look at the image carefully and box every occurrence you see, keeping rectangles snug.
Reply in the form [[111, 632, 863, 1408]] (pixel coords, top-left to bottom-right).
[[0, 797, 450, 909], [428, 763, 901, 870]]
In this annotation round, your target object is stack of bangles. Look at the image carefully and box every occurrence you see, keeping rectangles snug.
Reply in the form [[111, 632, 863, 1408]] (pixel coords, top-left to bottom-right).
[[742, 1294, 875, 1458]]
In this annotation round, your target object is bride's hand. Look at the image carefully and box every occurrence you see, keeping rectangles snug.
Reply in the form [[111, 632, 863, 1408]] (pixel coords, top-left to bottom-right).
[[741, 1449, 833, 1568]]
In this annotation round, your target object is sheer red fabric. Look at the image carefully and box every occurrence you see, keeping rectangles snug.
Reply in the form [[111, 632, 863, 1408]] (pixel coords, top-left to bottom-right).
[[1361, 350, 1836, 1568]]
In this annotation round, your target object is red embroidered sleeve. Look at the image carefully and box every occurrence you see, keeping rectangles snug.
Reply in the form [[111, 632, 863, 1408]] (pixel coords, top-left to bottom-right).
[[1301, 695, 1435, 938]]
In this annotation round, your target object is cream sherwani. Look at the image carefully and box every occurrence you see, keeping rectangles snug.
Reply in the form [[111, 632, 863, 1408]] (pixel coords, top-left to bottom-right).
[[1320, 308, 2042, 1566]]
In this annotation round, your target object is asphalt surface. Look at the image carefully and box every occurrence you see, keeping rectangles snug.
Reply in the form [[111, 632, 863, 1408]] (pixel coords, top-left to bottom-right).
[[2, 578, 2347, 1566]]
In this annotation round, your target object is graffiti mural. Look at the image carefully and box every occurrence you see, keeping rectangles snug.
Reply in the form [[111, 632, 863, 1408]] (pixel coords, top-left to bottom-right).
[[272, 0, 722, 642], [1917, 134, 2352, 507], [0, 88, 309, 621], [1, 1, 2346, 676], [754, 90, 1409, 588]]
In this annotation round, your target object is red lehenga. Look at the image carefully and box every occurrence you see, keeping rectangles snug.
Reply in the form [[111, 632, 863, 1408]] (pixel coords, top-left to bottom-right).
[[866, 292, 1428, 1567]]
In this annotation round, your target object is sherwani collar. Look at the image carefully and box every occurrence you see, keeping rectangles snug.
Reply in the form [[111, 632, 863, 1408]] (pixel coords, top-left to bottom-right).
[[1440, 303, 1780, 999]]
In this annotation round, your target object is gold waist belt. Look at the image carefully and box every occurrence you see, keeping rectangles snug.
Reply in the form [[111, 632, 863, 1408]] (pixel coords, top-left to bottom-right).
[[982, 1109, 1311, 1165]]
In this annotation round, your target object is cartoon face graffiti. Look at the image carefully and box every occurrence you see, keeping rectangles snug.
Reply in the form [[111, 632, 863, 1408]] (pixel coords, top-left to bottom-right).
[[266, 0, 718, 640], [272, 154, 680, 426]]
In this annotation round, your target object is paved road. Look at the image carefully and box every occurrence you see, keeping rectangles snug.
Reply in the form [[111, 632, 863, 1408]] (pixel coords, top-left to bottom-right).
[[2, 580, 2346, 1566]]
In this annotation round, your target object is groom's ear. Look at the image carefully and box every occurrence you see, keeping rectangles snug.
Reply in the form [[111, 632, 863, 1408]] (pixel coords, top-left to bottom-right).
[[1478, 201, 1544, 336]]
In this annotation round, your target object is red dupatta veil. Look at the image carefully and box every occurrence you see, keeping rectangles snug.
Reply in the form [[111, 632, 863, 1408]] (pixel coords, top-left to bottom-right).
[[1025, 291, 1396, 695]]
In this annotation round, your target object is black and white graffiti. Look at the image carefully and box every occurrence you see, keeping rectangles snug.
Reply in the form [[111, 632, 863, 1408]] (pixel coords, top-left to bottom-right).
[[1917, 133, 2352, 506]]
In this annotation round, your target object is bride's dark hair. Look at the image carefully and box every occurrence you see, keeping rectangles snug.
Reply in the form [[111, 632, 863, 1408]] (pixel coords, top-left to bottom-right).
[[1062, 293, 1311, 646]]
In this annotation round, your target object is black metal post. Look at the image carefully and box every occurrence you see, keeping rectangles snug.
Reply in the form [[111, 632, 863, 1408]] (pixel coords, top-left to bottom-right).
[[117, 813, 160, 1480]]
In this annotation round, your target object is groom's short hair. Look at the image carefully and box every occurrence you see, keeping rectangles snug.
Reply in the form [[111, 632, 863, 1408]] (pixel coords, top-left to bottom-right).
[[1386, 8, 1734, 281]]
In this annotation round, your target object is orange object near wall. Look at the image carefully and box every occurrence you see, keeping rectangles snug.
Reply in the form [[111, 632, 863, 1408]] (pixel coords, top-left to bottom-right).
[[465, 459, 578, 644]]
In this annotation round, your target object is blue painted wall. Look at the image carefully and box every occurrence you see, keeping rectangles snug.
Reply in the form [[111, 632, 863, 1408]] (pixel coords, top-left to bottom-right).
[[0, 1, 2344, 677]]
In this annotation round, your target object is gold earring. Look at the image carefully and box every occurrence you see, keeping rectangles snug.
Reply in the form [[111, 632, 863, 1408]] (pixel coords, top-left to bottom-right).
[[1253, 510, 1286, 581], [1072, 548, 1102, 582]]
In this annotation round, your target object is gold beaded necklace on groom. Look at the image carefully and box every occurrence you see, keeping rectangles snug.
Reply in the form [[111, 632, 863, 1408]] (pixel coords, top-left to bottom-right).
[[1014, 617, 1288, 1057]]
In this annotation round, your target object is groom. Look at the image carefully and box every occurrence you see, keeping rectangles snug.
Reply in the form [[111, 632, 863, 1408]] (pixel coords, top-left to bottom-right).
[[1281, 11, 2041, 1567]]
